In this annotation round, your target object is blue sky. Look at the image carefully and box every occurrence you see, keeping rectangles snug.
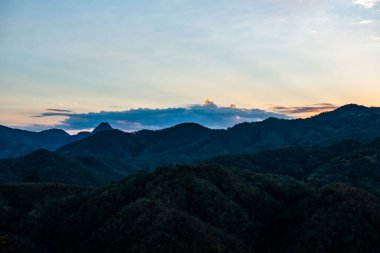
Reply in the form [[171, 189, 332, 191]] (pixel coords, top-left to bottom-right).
[[1, 0, 380, 131]]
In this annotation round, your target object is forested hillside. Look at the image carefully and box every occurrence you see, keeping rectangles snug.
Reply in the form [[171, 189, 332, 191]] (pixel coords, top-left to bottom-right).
[[208, 138, 380, 195], [1, 165, 379, 253]]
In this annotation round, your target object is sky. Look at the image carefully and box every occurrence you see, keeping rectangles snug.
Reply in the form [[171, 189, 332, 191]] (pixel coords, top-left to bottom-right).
[[1, 0, 380, 132]]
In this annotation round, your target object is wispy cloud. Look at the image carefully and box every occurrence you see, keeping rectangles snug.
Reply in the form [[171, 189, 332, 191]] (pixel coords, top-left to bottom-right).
[[272, 103, 337, 115], [33, 109, 73, 117], [352, 19, 376, 25], [352, 0, 380, 8], [35, 100, 289, 131], [46, 109, 72, 113], [371, 34, 380, 41]]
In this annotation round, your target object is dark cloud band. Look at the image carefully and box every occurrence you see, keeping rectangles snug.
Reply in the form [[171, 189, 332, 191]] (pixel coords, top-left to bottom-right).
[[36, 101, 289, 131], [272, 103, 337, 115]]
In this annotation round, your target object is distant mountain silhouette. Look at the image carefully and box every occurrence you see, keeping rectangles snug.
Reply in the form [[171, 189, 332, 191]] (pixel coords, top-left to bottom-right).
[[1, 103, 380, 170], [0, 123, 118, 158], [0, 126, 91, 158], [57, 104, 380, 169], [0, 104, 380, 186], [58, 122, 215, 159], [92, 122, 113, 133]]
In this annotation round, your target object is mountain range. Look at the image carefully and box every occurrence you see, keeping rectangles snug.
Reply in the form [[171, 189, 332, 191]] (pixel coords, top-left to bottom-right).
[[1, 104, 380, 186], [0, 122, 114, 159], [0, 126, 87, 159], [1, 104, 380, 252]]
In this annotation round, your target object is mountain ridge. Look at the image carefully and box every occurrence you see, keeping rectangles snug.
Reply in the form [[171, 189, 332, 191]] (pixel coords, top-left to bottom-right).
[[1, 104, 380, 186], [0, 125, 91, 158], [57, 104, 380, 165], [1, 104, 380, 161], [92, 122, 113, 133], [0, 122, 116, 158]]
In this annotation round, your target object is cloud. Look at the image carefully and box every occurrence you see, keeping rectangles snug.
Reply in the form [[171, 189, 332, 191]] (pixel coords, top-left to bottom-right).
[[35, 100, 289, 131], [371, 34, 380, 41], [34, 109, 72, 117], [272, 103, 337, 115], [352, 0, 380, 8], [352, 19, 376, 25], [46, 109, 73, 113]]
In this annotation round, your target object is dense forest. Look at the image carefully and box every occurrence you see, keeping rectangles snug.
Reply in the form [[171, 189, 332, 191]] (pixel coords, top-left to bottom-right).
[[1, 164, 380, 253], [1, 105, 380, 252]]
